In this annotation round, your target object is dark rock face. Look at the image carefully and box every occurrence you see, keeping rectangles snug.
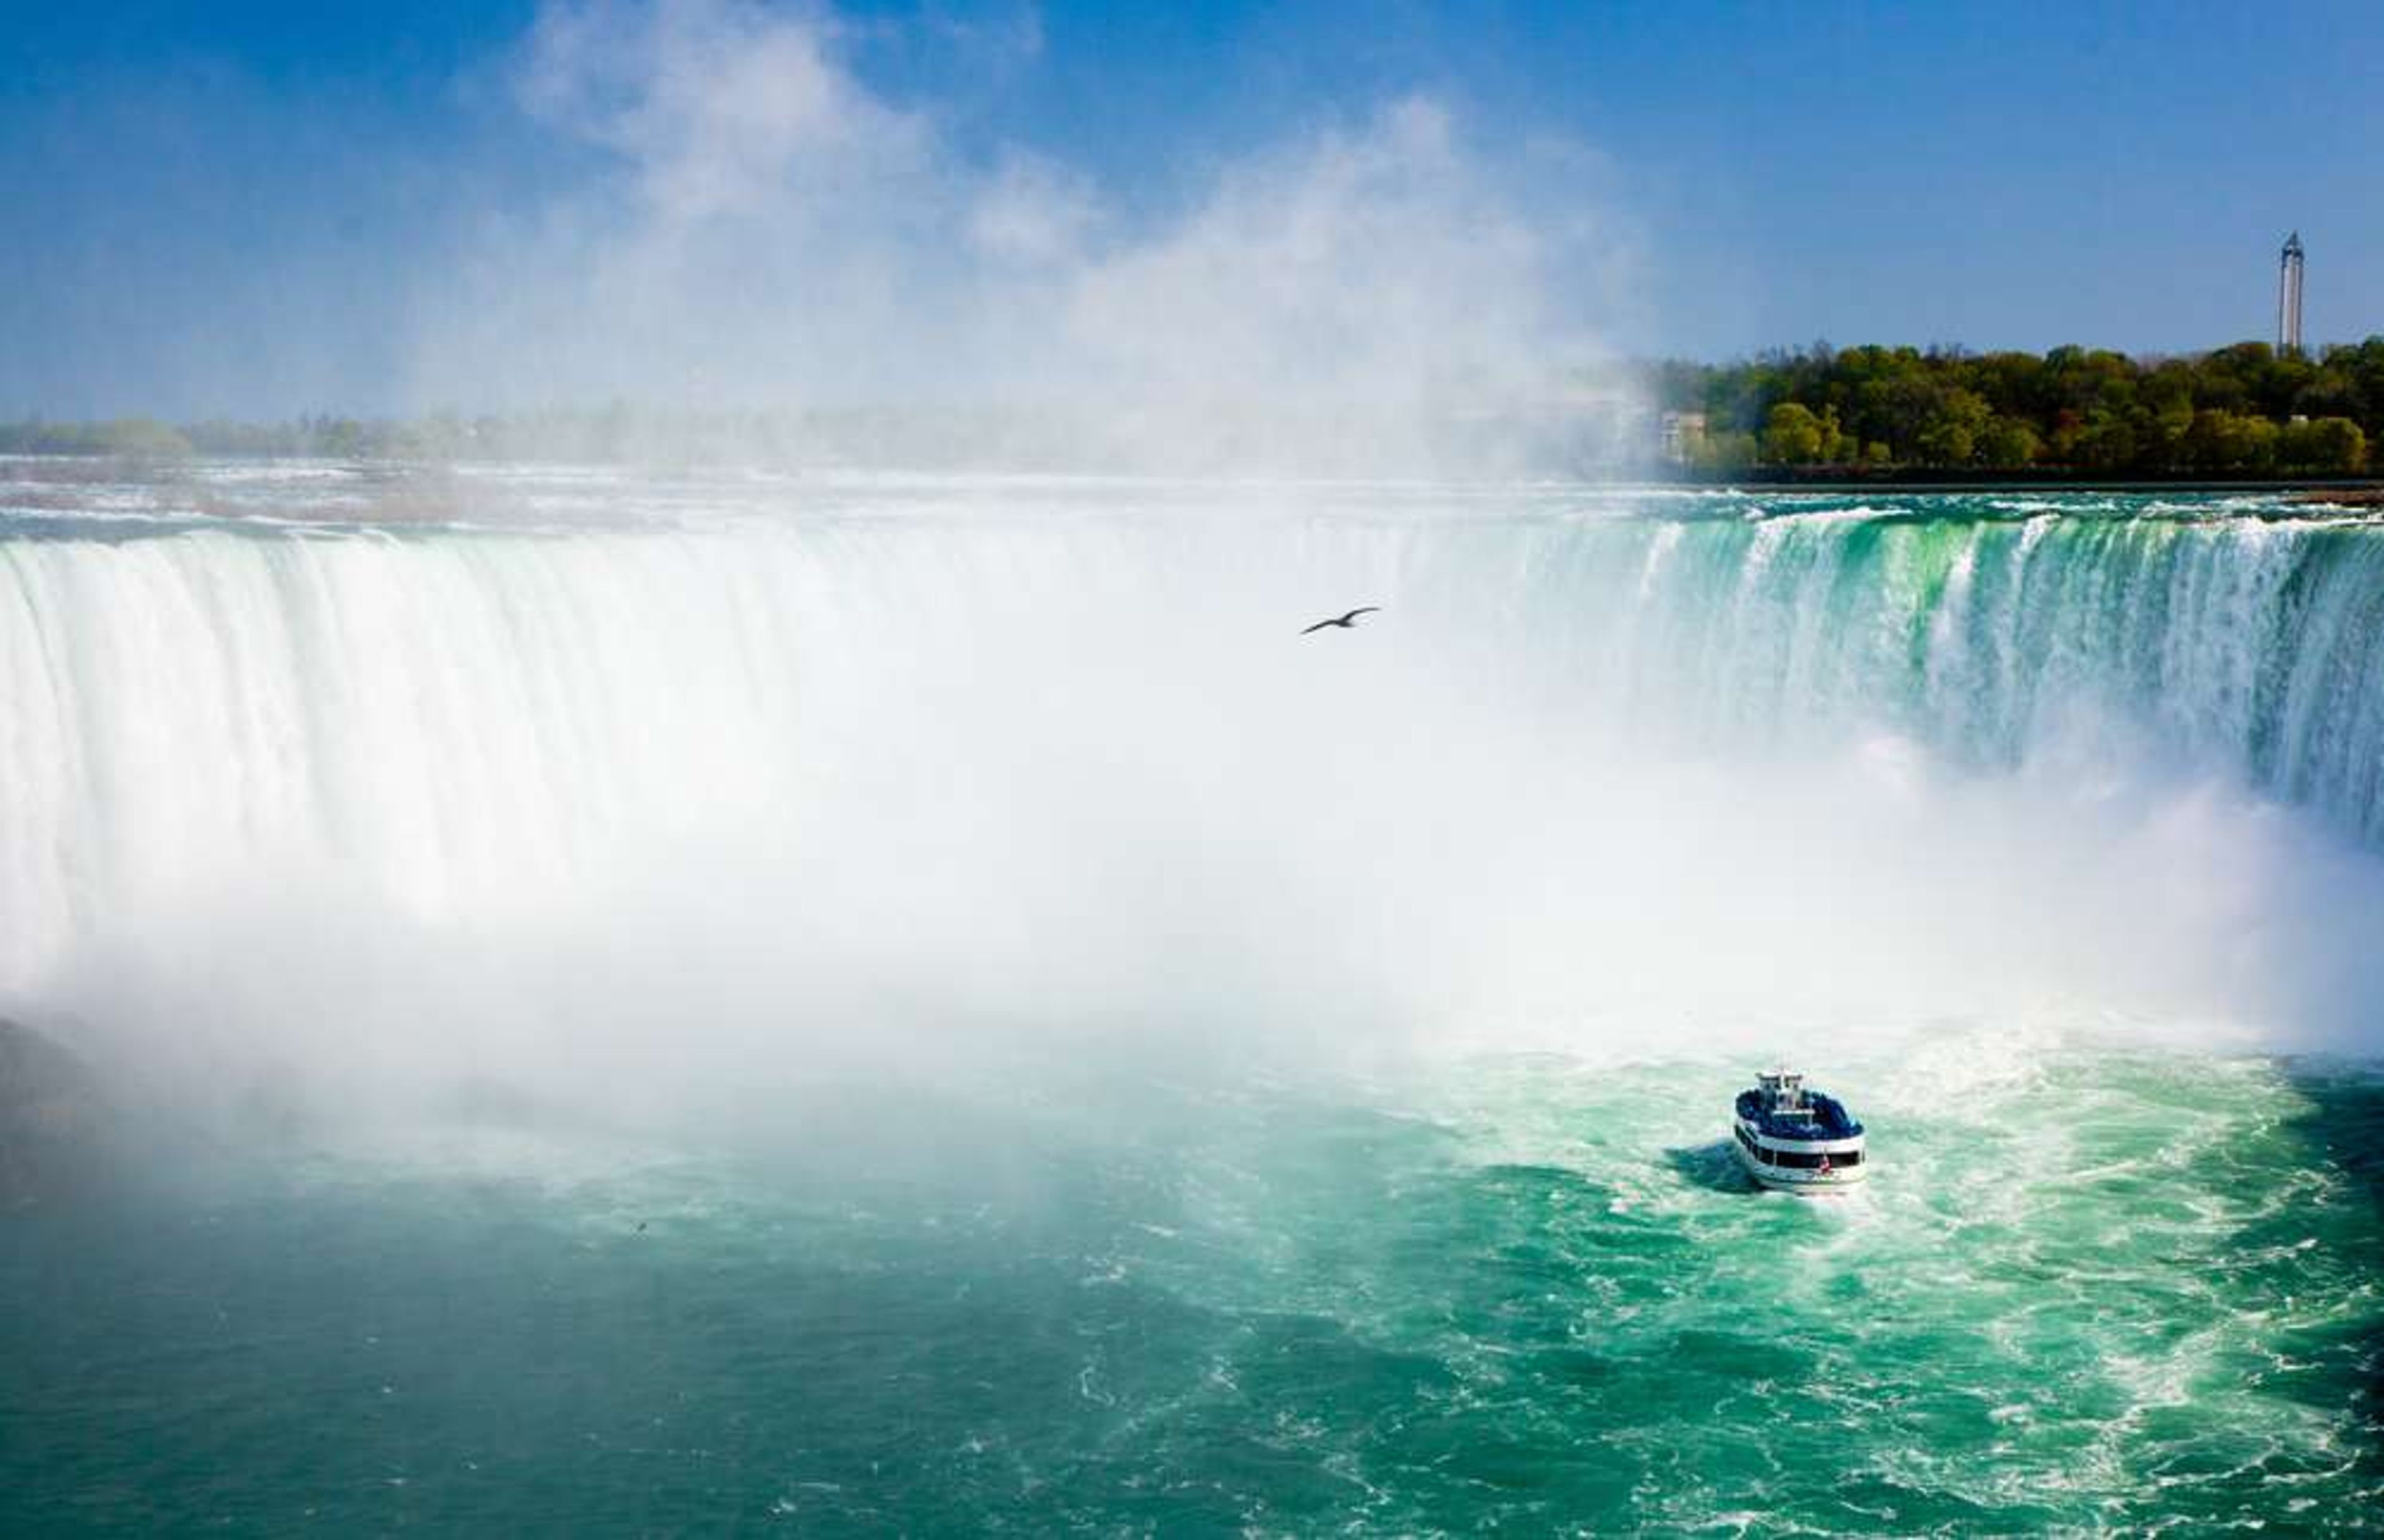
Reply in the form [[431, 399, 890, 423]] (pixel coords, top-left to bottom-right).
[[0, 1020, 110, 1211]]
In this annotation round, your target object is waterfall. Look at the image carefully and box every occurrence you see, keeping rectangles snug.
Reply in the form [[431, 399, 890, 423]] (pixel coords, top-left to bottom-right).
[[1, 485, 2380, 1058], [1549, 508, 2384, 835]]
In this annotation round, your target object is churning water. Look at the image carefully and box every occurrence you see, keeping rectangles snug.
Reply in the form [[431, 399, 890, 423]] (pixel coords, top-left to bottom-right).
[[2, 462, 2380, 1532]]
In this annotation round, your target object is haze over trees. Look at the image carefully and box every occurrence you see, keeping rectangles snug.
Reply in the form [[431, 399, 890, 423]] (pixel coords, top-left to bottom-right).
[[4, 340, 2382, 479], [1656, 340, 2382, 477]]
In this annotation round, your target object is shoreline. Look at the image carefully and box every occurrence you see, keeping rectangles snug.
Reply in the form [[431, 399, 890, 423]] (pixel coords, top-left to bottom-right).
[[1661, 472, 2384, 495], [5, 449, 2382, 501]]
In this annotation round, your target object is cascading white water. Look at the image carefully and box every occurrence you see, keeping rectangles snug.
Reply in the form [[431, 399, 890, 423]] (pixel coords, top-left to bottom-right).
[[3, 474, 2382, 1112], [1589, 505, 2384, 834]]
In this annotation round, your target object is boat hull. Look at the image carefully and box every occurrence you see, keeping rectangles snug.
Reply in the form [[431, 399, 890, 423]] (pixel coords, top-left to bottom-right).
[[1733, 1145, 1868, 1192], [1732, 1117, 1868, 1194]]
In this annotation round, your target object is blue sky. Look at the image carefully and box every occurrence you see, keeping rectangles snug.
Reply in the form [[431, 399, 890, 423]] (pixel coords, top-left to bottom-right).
[[4, 1, 2381, 417]]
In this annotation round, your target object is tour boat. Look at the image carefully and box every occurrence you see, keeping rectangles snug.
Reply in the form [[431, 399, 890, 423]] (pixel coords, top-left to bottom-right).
[[1732, 1068, 1867, 1193]]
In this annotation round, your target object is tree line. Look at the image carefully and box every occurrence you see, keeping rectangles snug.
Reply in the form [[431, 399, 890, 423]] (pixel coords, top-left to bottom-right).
[[7, 341, 2383, 479], [1653, 339, 2382, 477], [0, 413, 517, 461]]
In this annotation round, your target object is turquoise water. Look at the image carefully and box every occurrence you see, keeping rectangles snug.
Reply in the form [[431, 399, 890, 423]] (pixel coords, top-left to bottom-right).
[[6, 1044, 2382, 1534], [4, 469, 2384, 1532]]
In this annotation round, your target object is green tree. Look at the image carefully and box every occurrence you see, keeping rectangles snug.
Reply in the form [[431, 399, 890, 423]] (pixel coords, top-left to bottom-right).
[[91, 418, 193, 458], [1977, 415, 2041, 469], [2070, 413, 2138, 472], [2278, 417, 2368, 475], [1816, 407, 1854, 463], [1914, 389, 1991, 467], [1760, 402, 1827, 464], [2182, 410, 2278, 474], [1689, 428, 1757, 475]]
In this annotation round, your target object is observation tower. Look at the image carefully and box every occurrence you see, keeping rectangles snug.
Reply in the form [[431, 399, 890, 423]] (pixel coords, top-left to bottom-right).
[[2278, 232, 2305, 355]]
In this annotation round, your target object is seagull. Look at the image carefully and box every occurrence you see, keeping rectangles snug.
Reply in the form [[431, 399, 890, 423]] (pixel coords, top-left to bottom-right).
[[1301, 606, 1381, 636]]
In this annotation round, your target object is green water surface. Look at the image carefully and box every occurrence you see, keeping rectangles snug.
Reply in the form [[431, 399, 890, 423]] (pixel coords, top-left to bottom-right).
[[5, 1042, 2380, 1534]]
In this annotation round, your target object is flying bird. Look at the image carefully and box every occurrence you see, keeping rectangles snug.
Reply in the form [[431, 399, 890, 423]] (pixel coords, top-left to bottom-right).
[[1301, 606, 1381, 636]]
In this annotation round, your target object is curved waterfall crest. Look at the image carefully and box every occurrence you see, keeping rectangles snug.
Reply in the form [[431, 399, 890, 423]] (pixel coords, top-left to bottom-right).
[[0, 494, 2380, 996]]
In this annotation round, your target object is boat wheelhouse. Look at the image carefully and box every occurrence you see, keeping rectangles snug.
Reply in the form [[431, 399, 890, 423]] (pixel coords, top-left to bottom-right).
[[1732, 1069, 1866, 1193]]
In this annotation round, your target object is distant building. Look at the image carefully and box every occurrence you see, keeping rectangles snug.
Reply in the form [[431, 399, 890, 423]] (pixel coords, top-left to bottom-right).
[[1661, 411, 1707, 465], [2278, 232, 2305, 355]]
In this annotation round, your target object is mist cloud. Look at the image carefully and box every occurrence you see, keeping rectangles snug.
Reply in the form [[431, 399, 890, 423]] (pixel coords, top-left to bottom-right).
[[517, 0, 928, 224], [405, 0, 1633, 464]]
